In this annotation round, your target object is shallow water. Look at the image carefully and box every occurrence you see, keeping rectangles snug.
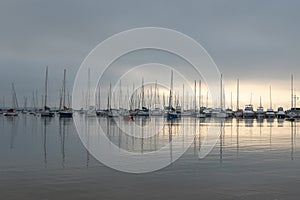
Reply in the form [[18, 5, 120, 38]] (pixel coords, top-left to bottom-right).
[[1, 114, 300, 199]]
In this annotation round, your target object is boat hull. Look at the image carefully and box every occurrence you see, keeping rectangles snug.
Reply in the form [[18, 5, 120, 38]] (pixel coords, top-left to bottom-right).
[[167, 112, 178, 120], [41, 111, 55, 117], [59, 111, 73, 118], [3, 112, 18, 116]]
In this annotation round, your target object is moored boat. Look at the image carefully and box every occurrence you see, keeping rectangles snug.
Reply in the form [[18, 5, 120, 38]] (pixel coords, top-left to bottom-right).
[[276, 107, 286, 119], [3, 108, 18, 116], [243, 105, 255, 118], [265, 108, 275, 118], [59, 69, 73, 118], [265, 86, 275, 119], [225, 108, 234, 118], [166, 71, 178, 120]]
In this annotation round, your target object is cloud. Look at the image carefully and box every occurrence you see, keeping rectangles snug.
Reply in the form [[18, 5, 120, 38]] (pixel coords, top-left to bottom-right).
[[0, 0, 300, 107]]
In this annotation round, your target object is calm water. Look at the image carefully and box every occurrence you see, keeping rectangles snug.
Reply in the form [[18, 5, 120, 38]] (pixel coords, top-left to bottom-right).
[[1, 114, 300, 199]]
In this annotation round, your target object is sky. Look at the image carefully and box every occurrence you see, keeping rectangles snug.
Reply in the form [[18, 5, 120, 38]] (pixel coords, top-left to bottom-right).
[[1, 0, 300, 109]]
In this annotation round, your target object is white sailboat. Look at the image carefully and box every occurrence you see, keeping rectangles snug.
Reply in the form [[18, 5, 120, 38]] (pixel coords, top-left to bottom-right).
[[85, 68, 97, 117], [287, 75, 300, 119], [265, 86, 275, 118], [235, 79, 243, 118], [214, 74, 226, 118], [243, 93, 255, 118], [151, 82, 163, 116], [225, 92, 234, 118], [107, 84, 119, 117], [256, 96, 265, 118], [243, 104, 255, 118]]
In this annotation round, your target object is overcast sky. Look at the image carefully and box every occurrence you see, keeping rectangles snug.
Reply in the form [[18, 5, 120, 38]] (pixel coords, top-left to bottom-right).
[[1, 0, 300, 108]]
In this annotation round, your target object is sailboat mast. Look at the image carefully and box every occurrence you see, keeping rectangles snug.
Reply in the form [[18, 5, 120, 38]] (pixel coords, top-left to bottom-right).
[[260, 96, 262, 107], [154, 80, 157, 107], [107, 88, 110, 110], [194, 80, 196, 112], [199, 80, 201, 109], [44, 66, 48, 110], [220, 74, 223, 110], [237, 79, 239, 110], [87, 68, 91, 109], [98, 86, 101, 110], [182, 84, 185, 110], [24, 96, 27, 111], [11, 82, 18, 109], [291, 74, 294, 108], [119, 80, 122, 109], [231, 92, 233, 109], [269, 86, 272, 109], [141, 78, 144, 108], [206, 91, 208, 108], [168, 71, 173, 110], [63, 69, 66, 109], [2, 96, 5, 108], [109, 83, 112, 110]]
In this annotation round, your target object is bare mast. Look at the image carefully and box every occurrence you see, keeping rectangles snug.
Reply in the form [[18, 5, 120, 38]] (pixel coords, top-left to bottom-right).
[[63, 69, 66, 109], [44, 66, 48, 110], [237, 79, 240, 111], [291, 75, 294, 109], [168, 71, 174, 111]]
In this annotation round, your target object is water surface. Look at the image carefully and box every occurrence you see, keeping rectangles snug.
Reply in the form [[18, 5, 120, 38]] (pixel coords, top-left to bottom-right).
[[1, 114, 300, 199]]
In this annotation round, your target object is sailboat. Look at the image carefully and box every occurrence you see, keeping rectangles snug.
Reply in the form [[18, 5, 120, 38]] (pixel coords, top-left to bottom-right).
[[276, 107, 286, 119], [136, 78, 150, 117], [256, 96, 265, 118], [234, 79, 243, 118], [175, 95, 182, 116], [85, 68, 97, 117], [265, 86, 275, 118], [4, 83, 18, 116], [287, 75, 300, 119], [59, 69, 73, 118], [225, 92, 234, 118], [213, 74, 226, 118], [22, 96, 28, 114], [107, 84, 119, 117], [166, 70, 178, 120], [243, 93, 255, 118], [41, 66, 54, 117], [243, 104, 255, 118], [151, 81, 163, 116], [3, 108, 18, 116], [0, 97, 4, 114], [197, 80, 206, 118]]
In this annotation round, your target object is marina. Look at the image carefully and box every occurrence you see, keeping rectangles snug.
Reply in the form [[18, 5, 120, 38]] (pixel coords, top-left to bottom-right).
[[1, 72, 300, 121], [2, 1, 300, 199]]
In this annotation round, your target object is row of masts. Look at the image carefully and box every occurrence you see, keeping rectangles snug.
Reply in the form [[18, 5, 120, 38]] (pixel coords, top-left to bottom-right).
[[1, 68, 300, 119], [1, 67, 72, 117]]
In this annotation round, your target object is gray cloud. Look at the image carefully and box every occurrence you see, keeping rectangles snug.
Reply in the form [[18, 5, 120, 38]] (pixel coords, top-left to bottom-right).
[[1, 0, 300, 107]]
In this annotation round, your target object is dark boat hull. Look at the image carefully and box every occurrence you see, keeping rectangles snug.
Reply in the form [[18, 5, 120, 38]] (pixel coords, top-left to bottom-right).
[[59, 111, 73, 118]]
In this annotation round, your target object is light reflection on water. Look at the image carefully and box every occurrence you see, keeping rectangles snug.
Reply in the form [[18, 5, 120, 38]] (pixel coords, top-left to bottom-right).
[[0, 114, 300, 199]]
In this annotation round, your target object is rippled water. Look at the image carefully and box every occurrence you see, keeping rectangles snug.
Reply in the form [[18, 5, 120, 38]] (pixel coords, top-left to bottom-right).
[[1, 114, 300, 199]]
